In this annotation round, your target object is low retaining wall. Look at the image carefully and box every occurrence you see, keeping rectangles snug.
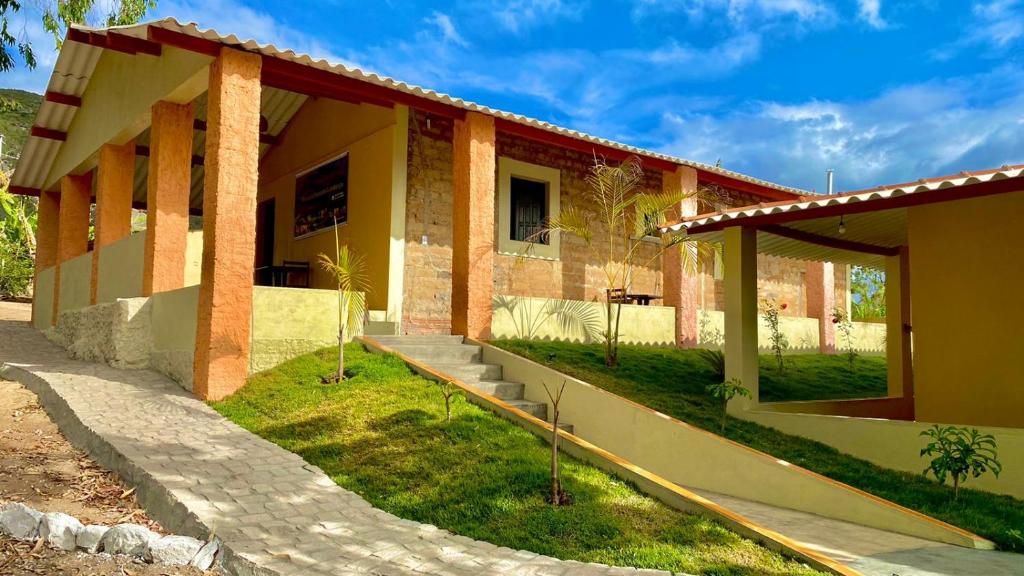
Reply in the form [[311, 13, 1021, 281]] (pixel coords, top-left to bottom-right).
[[491, 295, 675, 346], [33, 267, 55, 329], [250, 286, 347, 373], [698, 309, 886, 354], [471, 341, 990, 550], [150, 286, 199, 389], [97, 233, 145, 303], [58, 253, 92, 315], [744, 409, 1024, 499]]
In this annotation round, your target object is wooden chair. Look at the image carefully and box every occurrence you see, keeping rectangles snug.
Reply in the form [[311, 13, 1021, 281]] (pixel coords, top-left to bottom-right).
[[281, 260, 310, 288]]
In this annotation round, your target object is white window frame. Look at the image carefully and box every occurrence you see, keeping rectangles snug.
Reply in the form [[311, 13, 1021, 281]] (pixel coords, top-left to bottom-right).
[[497, 157, 561, 260]]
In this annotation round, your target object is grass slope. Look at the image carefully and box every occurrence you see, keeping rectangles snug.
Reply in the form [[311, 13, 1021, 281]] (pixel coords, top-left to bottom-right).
[[758, 353, 886, 402], [213, 345, 824, 576], [0, 89, 42, 166], [492, 340, 1024, 552]]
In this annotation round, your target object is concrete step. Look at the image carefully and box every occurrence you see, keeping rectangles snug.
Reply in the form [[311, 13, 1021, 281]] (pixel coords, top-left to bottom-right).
[[506, 399, 548, 420], [364, 321, 398, 336], [557, 422, 575, 435], [388, 344, 482, 364], [371, 335, 466, 347], [433, 363, 502, 382], [471, 380, 525, 401]]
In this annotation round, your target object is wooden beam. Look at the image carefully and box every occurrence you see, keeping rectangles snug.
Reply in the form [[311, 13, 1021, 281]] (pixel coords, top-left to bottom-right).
[[495, 118, 679, 172], [8, 185, 40, 197], [135, 145, 205, 167], [31, 127, 67, 141], [760, 224, 900, 257], [147, 26, 222, 56], [66, 28, 161, 56], [131, 200, 203, 216], [44, 91, 82, 107], [687, 176, 1024, 235]]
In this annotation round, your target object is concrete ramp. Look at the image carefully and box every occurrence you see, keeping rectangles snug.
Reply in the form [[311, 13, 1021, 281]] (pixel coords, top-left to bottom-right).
[[362, 336, 1022, 576]]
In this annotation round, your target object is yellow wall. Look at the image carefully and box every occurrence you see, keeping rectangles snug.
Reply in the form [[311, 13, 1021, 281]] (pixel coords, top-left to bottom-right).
[[908, 191, 1024, 428], [97, 232, 145, 303], [58, 252, 93, 315], [491, 295, 675, 345], [257, 98, 396, 311], [149, 285, 200, 390], [184, 230, 203, 287], [33, 267, 55, 329], [745, 408, 1024, 499]]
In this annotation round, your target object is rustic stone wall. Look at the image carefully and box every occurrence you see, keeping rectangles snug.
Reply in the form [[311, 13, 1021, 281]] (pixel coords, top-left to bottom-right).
[[403, 111, 845, 335]]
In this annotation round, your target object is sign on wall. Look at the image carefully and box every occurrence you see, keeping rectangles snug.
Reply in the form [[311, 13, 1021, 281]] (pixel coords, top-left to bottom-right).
[[294, 152, 349, 239]]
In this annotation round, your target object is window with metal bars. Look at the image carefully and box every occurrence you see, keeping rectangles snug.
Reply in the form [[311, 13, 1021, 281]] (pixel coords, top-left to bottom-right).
[[509, 177, 548, 244]]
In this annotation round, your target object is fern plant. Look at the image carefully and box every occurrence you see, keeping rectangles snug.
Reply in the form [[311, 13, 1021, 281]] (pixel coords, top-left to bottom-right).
[[920, 425, 1001, 500]]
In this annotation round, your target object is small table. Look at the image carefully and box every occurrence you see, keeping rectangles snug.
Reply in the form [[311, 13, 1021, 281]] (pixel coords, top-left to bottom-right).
[[628, 294, 662, 306]]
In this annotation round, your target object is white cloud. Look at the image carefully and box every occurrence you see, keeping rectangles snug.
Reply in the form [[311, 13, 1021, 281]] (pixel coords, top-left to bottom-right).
[[857, 0, 887, 29], [491, 0, 586, 33], [931, 0, 1024, 60], [425, 12, 469, 48], [632, 0, 835, 27], [652, 67, 1024, 191]]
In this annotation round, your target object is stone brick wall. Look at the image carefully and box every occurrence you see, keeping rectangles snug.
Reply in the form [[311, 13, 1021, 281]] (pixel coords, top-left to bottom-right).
[[402, 110, 848, 334]]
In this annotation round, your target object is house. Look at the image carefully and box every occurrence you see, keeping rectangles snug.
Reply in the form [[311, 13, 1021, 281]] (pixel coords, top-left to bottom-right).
[[11, 18, 854, 400], [664, 165, 1024, 429]]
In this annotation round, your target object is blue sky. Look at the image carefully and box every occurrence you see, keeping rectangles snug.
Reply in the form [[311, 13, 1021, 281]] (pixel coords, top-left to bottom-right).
[[5, 0, 1024, 191]]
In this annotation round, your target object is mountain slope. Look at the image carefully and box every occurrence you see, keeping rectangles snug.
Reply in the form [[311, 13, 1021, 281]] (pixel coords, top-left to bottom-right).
[[0, 89, 43, 170]]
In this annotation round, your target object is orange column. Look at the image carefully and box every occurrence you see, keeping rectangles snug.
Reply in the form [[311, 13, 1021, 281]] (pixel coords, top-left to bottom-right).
[[32, 190, 61, 324], [451, 111, 495, 339], [92, 142, 136, 304], [143, 101, 194, 296], [52, 172, 92, 324], [192, 48, 262, 401], [662, 166, 700, 348], [806, 261, 836, 353]]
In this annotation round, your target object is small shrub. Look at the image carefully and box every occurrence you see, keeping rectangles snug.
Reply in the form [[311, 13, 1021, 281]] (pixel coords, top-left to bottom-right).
[[920, 425, 1001, 500], [695, 348, 725, 382], [436, 380, 460, 422], [760, 299, 788, 373], [831, 307, 857, 370], [705, 378, 750, 432], [543, 380, 572, 506]]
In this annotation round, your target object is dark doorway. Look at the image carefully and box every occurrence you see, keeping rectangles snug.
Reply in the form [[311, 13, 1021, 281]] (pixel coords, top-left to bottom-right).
[[255, 199, 276, 284]]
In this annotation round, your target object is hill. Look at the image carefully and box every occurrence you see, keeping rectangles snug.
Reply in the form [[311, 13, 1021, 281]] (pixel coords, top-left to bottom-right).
[[0, 89, 43, 171]]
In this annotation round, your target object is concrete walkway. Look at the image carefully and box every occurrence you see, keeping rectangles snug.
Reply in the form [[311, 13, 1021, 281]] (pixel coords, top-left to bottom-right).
[[0, 303, 666, 576]]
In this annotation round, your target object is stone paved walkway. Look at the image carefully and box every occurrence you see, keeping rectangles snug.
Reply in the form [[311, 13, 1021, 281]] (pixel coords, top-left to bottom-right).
[[0, 303, 667, 576]]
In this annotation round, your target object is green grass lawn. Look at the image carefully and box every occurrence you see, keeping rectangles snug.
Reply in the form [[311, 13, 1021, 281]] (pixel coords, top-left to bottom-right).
[[492, 339, 1024, 552], [759, 353, 887, 402], [212, 345, 825, 576]]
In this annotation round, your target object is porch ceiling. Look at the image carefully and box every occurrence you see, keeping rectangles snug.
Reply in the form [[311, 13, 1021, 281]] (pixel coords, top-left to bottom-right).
[[129, 86, 308, 212]]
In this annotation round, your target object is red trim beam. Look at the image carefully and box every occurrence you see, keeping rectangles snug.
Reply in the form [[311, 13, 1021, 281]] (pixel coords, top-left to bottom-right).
[[8, 186, 41, 197], [44, 91, 82, 107], [67, 29, 161, 56], [31, 127, 67, 141]]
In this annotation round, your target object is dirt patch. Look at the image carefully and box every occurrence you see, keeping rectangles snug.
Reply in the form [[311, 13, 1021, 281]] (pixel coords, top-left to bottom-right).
[[0, 378, 210, 575]]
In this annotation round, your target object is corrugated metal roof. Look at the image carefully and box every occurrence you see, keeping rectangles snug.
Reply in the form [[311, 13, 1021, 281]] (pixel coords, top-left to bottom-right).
[[12, 17, 805, 199], [664, 164, 1024, 233]]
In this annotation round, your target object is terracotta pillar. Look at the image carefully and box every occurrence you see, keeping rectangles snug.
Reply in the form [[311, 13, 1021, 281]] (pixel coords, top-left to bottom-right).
[[662, 166, 700, 348], [723, 226, 758, 410], [32, 190, 61, 324], [144, 101, 194, 296], [92, 142, 136, 304], [53, 172, 92, 324], [886, 246, 913, 401], [806, 261, 836, 353], [451, 111, 495, 339], [192, 48, 262, 401]]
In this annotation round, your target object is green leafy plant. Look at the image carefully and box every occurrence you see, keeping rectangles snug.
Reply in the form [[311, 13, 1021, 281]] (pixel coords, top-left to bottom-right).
[[920, 425, 1001, 500], [850, 265, 886, 320], [0, 176, 36, 297], [530, 156, 716, 368], [831, 307, 856, 370], [705, 378, 750, 432], [695, 348, 725, 383], [318, 217, 369, 383], [760, 299, 788, 374]]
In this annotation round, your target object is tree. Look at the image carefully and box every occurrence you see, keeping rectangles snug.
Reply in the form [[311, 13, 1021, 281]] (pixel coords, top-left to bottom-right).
[[318, 219, 369, 383], [706, 378, 750, 432], [0, 169, 36, 297], [535, 156, 715, 367], [850, 265, 886, 320], [1, 0, 156, 72], [543, 380, 570, 506]]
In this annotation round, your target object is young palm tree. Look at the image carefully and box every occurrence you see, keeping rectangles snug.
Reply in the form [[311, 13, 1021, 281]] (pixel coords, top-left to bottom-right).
[[535, 156, 716, 367], [318, 218, 370, 383]]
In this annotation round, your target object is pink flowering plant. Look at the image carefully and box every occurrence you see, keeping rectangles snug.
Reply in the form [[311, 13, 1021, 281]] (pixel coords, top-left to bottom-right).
[[760, 298, 788, 374]]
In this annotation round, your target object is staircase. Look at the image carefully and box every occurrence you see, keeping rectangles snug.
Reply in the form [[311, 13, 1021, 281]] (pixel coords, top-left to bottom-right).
[[370, 335, 572, 433]]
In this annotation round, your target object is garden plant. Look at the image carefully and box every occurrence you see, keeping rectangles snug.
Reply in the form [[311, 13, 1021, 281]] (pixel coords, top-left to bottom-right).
[[760, 299, 788, 373], [318, 217, 369, 383], [920, 425, 1001, 500], [706, 378, 750, 432]]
